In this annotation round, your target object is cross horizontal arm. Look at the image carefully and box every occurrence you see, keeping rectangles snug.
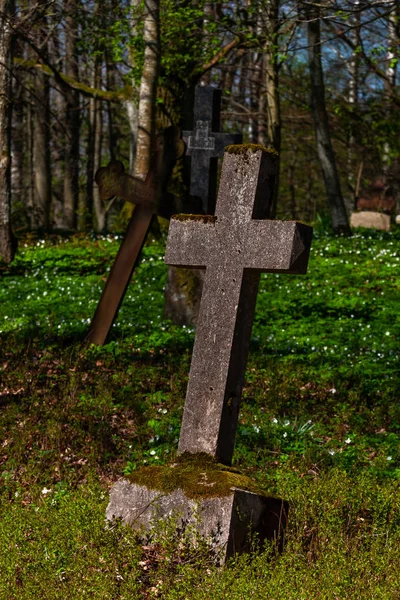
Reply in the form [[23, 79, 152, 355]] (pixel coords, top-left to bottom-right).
[[243, 221, 313, 273], [164, 216, 217, 267]]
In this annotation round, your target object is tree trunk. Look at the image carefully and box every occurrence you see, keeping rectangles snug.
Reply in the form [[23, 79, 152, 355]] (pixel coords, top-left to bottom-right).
[[26, 97, 35, 228], [83, 60, 101, 232], [306, 5, 351, 235], [32, 3, 51, 230], [125, 98, 139, 172], [63, 0, 80, 229], [134, 0, 160, 180], [382, 5, 398, 172], [92, 67, 105, 232], [288, 153, 297, 219], [0, 0, 14, 262], [106, 56, 117, 162], [264, 0, 281, 217], [347, 0, 360, 211], [11, 82, 24, 224]]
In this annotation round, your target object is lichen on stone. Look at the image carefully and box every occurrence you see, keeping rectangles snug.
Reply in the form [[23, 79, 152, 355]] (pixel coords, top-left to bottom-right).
[[126, 452, 269, 500]]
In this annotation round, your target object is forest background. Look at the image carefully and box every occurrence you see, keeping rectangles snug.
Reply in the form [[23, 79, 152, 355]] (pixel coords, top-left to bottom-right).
[[1, 2, 400, 596], [0, 0, 399, 263]]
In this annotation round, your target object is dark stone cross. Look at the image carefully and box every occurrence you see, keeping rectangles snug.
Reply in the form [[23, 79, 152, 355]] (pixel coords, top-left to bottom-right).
[[86, 126, 185, 345], [165, 146, 313, 465], [183, 86, 242, 214]]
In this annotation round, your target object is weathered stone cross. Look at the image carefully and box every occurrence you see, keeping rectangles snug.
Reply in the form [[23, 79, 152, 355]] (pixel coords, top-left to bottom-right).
[[165, 145, 313, 465], [183, 86, 242, 213]]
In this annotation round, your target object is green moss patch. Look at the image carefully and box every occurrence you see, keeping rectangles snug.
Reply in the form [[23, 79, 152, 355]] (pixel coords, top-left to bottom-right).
[[126, 453, 267, 500], [225, 144, 279, 157], [171, 214, 217, 224]]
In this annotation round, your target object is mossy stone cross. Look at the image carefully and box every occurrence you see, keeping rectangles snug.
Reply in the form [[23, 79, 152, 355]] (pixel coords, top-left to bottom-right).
[[165, 145, 313, 465]]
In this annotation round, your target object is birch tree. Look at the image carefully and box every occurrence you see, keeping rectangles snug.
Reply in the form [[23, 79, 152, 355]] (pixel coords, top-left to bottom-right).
[[134, 0, 160, 180]]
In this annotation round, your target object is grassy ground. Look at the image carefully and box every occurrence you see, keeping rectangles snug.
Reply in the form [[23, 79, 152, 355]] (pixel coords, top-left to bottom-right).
[[0, 228, 399, 598]]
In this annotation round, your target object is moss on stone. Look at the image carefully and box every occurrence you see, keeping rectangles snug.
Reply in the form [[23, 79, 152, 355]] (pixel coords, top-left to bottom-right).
[[172, 214, 217, 224], [126, 452, 268, 500], [225, 144, 279, 158]]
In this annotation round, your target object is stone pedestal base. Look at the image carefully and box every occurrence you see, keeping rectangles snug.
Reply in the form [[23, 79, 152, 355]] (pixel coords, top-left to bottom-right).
[[350, 211, 391, 231], [106, 478, 288, 562]]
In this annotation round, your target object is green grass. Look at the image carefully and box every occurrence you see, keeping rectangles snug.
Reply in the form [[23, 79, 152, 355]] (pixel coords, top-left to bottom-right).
[[0, 228, 400, 597]]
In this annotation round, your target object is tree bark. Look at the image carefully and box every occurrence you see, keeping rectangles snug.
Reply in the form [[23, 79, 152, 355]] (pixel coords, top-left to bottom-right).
[[0, 0, 14, 262], [264, 0, 281, 217], [125, 98, 139, 172], [32, 1, 51, 230], [63, 0, 80, 229], [26, 96, 35, 227], [134, 0, 160, 180], [83, 59, 101, 232], [306, 5, 351, 235], [382, 5, 398, 172], [347, 0, 360, 211], [92, 66, 105, 232]]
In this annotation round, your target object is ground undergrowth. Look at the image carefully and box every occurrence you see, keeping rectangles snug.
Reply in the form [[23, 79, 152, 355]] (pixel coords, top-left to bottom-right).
[[0, 228, 399, 598]]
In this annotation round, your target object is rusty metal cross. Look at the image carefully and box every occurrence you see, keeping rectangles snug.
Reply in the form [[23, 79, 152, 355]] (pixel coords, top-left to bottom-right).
[[86, 126, 185, 345]]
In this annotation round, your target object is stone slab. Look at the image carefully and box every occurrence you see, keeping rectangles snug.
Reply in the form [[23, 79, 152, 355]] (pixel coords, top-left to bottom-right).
[[106, 478, 288, 562], [350, 211, 391, 231]]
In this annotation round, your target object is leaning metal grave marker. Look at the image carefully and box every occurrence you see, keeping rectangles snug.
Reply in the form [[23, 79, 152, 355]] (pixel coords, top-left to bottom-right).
[[107, 145, 313, 561], [86, 126, 185, 346], [183, 86, 242, 214]]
